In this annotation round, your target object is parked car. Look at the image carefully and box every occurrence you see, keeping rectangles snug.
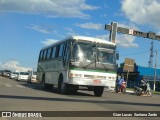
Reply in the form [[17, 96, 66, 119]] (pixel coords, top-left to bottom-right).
[[16, 72, 29, 81], [0, 70, 2, 76], [27, 71, 37, 83], [10, 72, 19, 79], [2, 70, 11, 77]]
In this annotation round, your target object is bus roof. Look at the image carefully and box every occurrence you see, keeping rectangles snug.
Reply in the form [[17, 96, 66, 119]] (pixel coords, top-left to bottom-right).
[[70, 36, 116, 45], [41, 36, 116, 50]]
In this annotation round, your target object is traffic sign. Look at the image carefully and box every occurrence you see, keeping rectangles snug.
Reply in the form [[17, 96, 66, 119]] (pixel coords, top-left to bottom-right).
[[123, 58, 135, 72]]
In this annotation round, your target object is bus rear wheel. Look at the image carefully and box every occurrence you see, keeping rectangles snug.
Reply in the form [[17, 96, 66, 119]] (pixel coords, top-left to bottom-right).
[[94, 86, 104, 97]]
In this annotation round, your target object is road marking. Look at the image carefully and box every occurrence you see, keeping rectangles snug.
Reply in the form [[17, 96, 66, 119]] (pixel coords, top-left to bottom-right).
[[0, 117, 9, 120], [16, 84, 25, 88], [4, 84, 12, 87]]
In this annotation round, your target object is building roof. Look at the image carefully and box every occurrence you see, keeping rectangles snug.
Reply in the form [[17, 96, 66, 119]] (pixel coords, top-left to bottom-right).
[[137, 66, 160, 76], [136, 66, 160, 81]]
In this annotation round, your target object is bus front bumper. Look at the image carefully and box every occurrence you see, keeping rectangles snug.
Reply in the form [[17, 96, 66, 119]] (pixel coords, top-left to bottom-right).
[[68, 77, 115, 87]]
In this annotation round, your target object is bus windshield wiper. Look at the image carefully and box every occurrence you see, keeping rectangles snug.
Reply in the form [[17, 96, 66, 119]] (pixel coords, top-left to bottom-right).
[[98, 62, 109, 72], [83, 61, 96, 69]]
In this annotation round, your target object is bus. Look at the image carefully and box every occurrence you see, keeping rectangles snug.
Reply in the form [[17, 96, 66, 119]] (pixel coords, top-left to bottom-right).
[[37, 36, 119, 97]]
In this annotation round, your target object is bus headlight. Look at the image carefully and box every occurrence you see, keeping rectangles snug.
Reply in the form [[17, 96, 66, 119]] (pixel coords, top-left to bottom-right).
[[69, 73, 81, 78], [107, 76, 116, 80]]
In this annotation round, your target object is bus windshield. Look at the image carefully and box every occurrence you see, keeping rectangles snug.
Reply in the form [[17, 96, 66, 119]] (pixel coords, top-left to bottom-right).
[[97, 48, 116, 64], [72, 41, 116, 64]]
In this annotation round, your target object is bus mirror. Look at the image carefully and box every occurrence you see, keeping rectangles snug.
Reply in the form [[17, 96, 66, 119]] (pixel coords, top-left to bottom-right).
[[116, 64, 118, 69], [116, 53, 119, 60], [70, 59, 75, 62]]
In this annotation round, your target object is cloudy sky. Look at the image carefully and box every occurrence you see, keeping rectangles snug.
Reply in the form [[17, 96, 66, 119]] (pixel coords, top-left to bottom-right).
[[0, 0, 160, 71]]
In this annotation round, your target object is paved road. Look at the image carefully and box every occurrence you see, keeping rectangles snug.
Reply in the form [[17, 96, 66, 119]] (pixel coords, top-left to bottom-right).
[[0, 76, 160, 120]]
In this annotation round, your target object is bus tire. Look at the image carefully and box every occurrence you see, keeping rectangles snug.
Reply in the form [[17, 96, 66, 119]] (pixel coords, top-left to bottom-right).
[[94, 86, 104, 97], [41, 74, 50, 89], [41, 74, 52, 89], [69, 85, 79, 94], [41, 75, 47, 89], [58, 75, 69, 94]]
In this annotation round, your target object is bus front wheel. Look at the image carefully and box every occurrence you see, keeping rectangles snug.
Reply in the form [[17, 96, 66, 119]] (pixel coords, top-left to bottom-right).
[[93, 86, 104, 97], [42, 75, 52, 89], [58, 75, 69, 94]]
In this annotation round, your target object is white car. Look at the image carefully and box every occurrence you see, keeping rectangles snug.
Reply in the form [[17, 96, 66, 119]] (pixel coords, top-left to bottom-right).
[[10, 72, 19, 79], [17, 72, 29, 81], [27, 71, 37, 83]]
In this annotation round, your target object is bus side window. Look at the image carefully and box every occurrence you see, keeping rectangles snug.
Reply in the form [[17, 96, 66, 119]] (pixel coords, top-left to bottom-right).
[[63, 41, 67, 56], [63, 42, 68, 66], [58, 44, 64, 57], [39, 51, 43, 61], [51, 47, 56, 59], [63, 41, 70, 66], [43, 49, 47, 61], [46, 48, 52, 59], [55, 45, 60, 58]]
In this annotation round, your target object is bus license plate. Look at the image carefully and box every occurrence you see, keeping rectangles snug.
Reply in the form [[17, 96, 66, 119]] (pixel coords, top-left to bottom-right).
[[93, 80, 101, 85]]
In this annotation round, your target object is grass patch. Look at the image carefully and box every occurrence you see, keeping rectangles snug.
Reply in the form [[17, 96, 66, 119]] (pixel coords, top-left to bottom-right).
[[153, 91, 160, 94]]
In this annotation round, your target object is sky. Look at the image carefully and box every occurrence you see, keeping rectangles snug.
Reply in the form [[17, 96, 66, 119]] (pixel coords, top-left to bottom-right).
[[0, 0, 160, 72]]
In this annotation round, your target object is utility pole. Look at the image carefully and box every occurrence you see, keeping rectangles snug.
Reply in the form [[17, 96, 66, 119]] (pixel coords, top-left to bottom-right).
[[154, 50, 158, 91], [105, 22, 160, 42], [148, 41, 154, 68]]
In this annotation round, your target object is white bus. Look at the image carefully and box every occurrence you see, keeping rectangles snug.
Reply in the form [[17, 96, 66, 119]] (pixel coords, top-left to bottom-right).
[[37, 36, 119, 96]]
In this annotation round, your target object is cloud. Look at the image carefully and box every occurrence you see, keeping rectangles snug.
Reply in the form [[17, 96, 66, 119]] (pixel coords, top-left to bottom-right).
[[96, 34, 138, 48], [121, 0, 160, 28], [65, 28, 78, 36], [116, 35, 138, 48], [41, 39, 58, 46], [96, 35, 108, 40], [75, 22, 103, 30], [0, 60, 32, 72], [0, 0, 98, 19], [26, 25, 57, 34], [118, 23, 139, 30]]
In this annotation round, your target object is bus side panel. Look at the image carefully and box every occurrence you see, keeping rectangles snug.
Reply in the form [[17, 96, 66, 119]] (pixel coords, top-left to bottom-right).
[[37, 63, 44, 83], [44, 59, 66, 85]]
